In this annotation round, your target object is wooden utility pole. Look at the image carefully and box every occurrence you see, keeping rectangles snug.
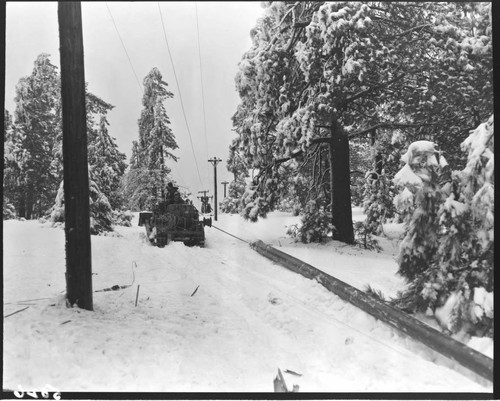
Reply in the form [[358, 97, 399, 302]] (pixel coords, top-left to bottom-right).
[[58, 2, 93, 310], [221, 181, 229, 198], [197, 190, 211, 214], [208, 157, 222, 221]]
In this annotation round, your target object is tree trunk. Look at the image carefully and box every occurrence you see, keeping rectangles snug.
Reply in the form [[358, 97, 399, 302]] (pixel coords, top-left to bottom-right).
[[25, 183, 34, 220], [18, 189, 26, 219], [371, 129, 383, 175], [329, 117, 354, 244]]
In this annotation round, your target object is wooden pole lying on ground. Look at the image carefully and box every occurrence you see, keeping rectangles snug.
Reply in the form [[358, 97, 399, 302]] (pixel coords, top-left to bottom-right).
[[250, 240, 493, 384], [58, 1, 93, 310]]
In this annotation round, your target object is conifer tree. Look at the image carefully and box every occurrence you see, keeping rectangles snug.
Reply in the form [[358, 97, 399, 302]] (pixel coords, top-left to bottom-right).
[[219, 178, 246, 214], [393, 141, 450, 287], [48, 90, 127, 233], [3, 109, 18, 219], [231, 2, 492, 245], [4, 54, 127, 231], [393, 117, 493, 336], [123, 67, 178, 210], [86, 93, 127, 210], [7, 54, 61, 219]]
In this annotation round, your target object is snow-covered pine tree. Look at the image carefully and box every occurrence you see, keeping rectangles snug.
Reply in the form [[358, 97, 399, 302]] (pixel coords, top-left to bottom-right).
[[86, 93, 127, 211], [349, 139, 372, 207], [409, 2, 493, 170], [422, 116, 493, 337], [88, 177, 113, 234], [231, 2, 491, 245], [219, 178, 246, 214], [49, 177, 114, 235], [8, 54, 62, 219], [123, 67, 178, 209], [392, 141, 450, 308], [287, 198, 334, 243], [47, 87, 127, 234], [3, 109, 19, 219], [361, 129, 403, 235]]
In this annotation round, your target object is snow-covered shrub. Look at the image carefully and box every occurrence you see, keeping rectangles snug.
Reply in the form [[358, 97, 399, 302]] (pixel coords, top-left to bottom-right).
[[240, 176, 280, 222], [277, 197, 301, 215], [362, 170, 395, 235], [3, 199, 16, 220], [392, 118, 494, 337], [353, 221, 382, 252], [361, 130, 405, 231], [364, 285, 388, 302], [89, 178, 113, 234], [49, 181, 65, 223], [112, 209, 133, 227], [393, 140, 449, 284], [287, 200, 333, 243], [427, 116, 494, 337], [220, 179, 246, 214], [349, 140, 372, 206], [48, 179, 114, 235]]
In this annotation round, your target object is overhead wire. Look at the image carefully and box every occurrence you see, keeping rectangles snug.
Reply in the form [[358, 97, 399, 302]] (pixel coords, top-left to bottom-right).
[[194, 2, 211, 189], [157, 2, 204, 189], [105, 2, 143, 94]]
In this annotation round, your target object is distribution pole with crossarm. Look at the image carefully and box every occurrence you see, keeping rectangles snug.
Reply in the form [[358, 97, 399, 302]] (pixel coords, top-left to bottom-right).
[[208, 157, 222, 221], [221, 181, 229, 198]]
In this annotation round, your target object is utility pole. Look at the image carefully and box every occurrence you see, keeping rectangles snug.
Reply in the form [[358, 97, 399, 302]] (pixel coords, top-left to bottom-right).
[[221, 181, 229, 198], [197, 190, 211, 214], [58, 1, 93, 310], [208, 157, 222, 221]]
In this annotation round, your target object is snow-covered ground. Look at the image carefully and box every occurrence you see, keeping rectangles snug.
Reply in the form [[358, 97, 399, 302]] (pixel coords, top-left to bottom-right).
[[3, 209, 493, 393]]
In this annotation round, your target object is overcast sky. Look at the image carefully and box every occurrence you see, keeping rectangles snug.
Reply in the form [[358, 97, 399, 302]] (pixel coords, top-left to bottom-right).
[[5, 1, 265, 202]]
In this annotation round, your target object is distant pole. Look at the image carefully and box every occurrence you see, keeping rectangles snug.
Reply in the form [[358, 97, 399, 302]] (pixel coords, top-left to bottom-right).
[[58, 2, 93, 310], [198, 190, 209, 213], [208, 157, 222, 221], [221, 181, 229, 198]]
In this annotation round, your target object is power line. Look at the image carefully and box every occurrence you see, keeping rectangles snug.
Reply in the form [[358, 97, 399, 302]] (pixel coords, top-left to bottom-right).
[[211, 225, 249, 244], [105, 2, 143, 93], [157, 2, 204, 188], [194, 2, 210, 188], [171, 161, 187, 188]]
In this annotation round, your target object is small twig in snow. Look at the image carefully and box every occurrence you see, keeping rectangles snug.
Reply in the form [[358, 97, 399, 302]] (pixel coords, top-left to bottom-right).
[[191, 285, 200, 297], [4, 306, 29, 318], [135, 285, 141, 307]]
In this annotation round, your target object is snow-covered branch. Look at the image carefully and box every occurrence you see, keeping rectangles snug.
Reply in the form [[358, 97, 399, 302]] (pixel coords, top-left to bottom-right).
[[344, 73, 405, 105]]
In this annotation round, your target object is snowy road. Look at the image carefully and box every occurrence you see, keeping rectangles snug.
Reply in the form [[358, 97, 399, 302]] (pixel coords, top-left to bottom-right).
[[3, 214, 492, 392]]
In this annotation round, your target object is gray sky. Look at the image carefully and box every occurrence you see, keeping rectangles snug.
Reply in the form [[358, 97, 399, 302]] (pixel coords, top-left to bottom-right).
[[5, 1, 264, 202]]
